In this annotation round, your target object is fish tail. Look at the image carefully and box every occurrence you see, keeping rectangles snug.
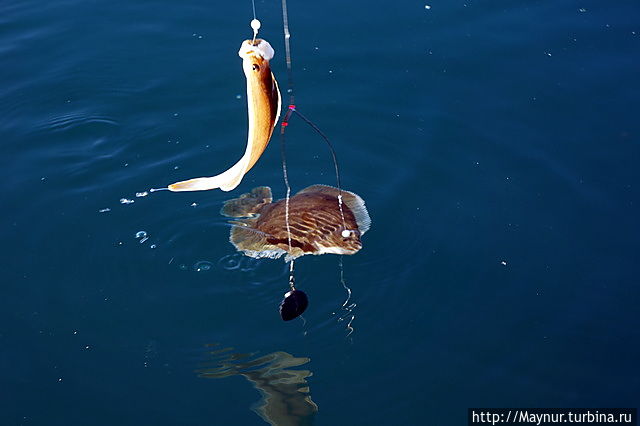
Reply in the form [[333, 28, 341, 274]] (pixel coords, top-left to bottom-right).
[[168, 160, 249, 192], [168, 177, 221, 192]]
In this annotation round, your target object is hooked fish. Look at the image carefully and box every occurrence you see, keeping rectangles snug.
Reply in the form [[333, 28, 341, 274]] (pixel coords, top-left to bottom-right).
[[169, 39, 281, 192], [221, 185, 371, 261]]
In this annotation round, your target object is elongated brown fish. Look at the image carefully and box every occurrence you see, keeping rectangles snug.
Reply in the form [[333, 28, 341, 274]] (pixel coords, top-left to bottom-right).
[[221, 185, 371, 260], [169, 39, 281, 192]]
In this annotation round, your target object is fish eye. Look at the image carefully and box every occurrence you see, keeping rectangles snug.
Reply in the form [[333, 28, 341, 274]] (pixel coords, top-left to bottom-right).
[[252, 63, 260, 71]]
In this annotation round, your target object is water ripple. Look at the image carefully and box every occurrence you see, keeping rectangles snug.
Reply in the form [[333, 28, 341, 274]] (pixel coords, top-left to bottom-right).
[[32, 111, 120, 134]]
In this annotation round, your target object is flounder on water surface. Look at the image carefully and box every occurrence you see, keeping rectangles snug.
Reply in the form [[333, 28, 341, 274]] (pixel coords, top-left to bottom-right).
[[221, 185, 371, 261]]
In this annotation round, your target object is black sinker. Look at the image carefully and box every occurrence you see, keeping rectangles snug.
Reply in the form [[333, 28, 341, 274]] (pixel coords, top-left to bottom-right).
[[279, 289, 309, 321]]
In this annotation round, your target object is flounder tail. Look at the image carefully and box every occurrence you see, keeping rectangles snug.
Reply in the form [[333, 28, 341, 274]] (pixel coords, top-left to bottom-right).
[[220, 186, 273, 218]]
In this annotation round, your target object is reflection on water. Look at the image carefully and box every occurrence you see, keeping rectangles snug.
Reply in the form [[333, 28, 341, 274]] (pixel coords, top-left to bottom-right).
[[197, 344, 318, 426]]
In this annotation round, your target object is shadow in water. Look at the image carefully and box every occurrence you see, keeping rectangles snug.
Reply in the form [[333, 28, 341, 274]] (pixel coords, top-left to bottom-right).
[[197, 344, 318, 426]]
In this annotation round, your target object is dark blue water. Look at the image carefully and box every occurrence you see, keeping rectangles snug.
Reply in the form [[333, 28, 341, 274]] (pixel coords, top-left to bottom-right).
[[2, 0, 639, 424]]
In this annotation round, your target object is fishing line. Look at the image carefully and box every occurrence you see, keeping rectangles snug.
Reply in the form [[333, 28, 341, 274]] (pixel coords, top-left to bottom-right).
[[280, 124, 295, 282], [291, 109, 348, 232], [276, 0, 357, 323], [338, 255, 356, 339], [250, 0, 260, 42], [279, 0, 349, 240], [279, 0, 296, 293], [279, 0, 294, 268], [338, 256, 351, 309], [281, 0, 294, 105]]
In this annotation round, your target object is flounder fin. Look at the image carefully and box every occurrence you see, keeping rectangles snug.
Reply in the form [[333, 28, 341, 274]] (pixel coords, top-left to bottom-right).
[[296, 185, 371, 235], [229, 220, 263, 251], [229, 221, 284, 259], [221, 186, 273, 218]]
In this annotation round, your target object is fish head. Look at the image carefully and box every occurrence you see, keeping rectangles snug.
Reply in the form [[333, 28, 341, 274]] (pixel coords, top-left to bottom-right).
[[315, 227, 363, 256], [238, 39, 275, 77]]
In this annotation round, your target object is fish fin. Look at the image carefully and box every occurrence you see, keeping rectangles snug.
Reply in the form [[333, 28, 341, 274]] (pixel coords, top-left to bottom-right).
[[229, 221, 285, 259], [229, 220, 264, 251], [296, 185, 371, 235], [221, 186, 272, 218]]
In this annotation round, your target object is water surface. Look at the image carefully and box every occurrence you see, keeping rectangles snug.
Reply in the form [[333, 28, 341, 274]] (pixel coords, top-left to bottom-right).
[[1, 0, 639, 425]]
